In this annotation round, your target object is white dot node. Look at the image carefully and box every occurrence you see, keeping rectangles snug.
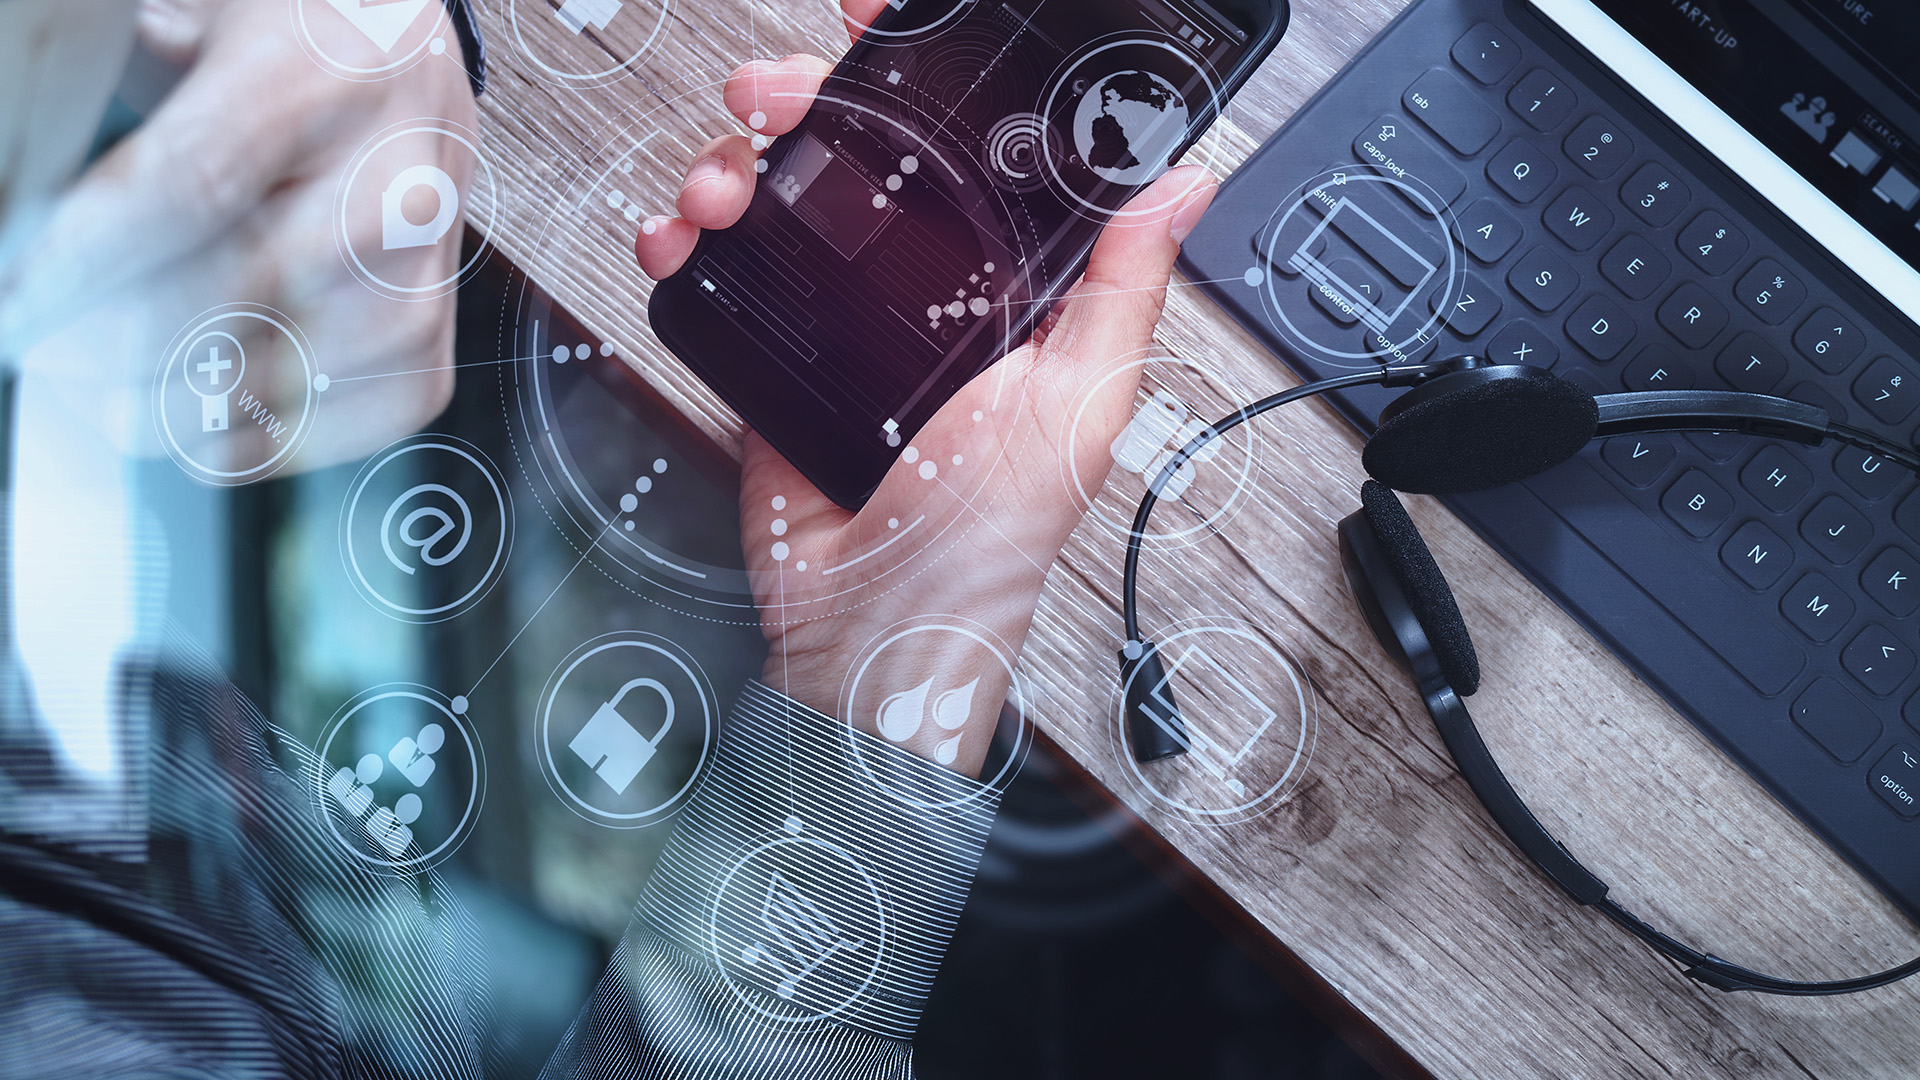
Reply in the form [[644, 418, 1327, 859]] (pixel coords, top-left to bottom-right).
[[429, 37, 446, 54], [313, 374, 331, 392], [771, 495, 787, 510], [918, 460, 938, 480], [619, 160, 633, 174], [945, 301, 965, 318], [607, 190, 625, 208], [576, 343, 591, 360], [926, 305, 942, 320], [886, 174, 902, 191], [969, 296, 990, 317], [771, 541, 790, 561], [600, 342, 615, 356], [887, 518, 900, 529], [1243, 266, 1266, 287], [624, 520, 635, 531], [620, 493, 639, 513], [755, 159, 769, 173], [972, 410, 984, 422], [635, 476, 652, 493], [640, 217, 659, 235], [902, 446, 920, 463], [748, 110, 767, 130], [552, 346, 569, 363], [623, 204, 642, 221], [653, 458, 668, 473], [900, 155, 919, 174], [451, 695, 469, 713], [771, 518, 788, 536], [872, 194, 888, 210], [983, 262, 995, 273], [886, 431, 901, 447], [751, 134, 770, 151], [1121, 640, 1143, 660], [795, 560, 807, 571], [951, 454, 962, 466]]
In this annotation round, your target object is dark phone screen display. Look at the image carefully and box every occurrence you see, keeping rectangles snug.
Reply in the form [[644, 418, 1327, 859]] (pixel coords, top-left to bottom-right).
[[661, 0, 1251, 471]]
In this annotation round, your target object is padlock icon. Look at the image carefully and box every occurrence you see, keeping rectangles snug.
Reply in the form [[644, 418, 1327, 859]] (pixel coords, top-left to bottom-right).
[[568, 678, 675, 795]]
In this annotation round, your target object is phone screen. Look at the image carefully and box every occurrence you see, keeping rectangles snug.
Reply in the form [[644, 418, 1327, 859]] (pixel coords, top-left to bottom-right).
[[651, 0, 1278, 507]]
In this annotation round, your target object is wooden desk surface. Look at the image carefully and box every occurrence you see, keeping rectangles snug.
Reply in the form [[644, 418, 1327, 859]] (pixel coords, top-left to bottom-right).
[[469, 2, 1920, 1076]]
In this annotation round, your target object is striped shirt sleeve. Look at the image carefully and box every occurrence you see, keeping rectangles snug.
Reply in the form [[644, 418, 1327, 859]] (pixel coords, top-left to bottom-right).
[[540, 680, 1001, 1079]]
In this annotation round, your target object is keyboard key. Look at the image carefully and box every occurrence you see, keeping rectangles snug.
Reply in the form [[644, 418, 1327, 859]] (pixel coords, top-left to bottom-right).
[[1735, 259, 1806, 325], [1507, 68, 1576, 131], [1603, 433, 1675, 487], [1895, 488, 1920, 546], [1781, 573, 1854, 642], [1451, 22, 1520, 85], [1663, 469, 1733, 538], [1542, 187, 1614, 251], [1794, 308, 1866, 375], [1657, 283, 1729, 350], [1352, 118, 1467, 211], [1852, 355, 1920, 425], [1256, 207, 1328, 277], [1791, 678, 1881, 763], [1599, 234, 1671, 300], [1309, 258, 1375, 325], [1564, 115, 1633, 178], [1677, 211, 1747, 276], [1403, 69, 1501, 155], [1862, 546, 1920, 616], [1428, 273, 1502, 336], [1508, 245, 1579, 311], [1868, 745, 1920, 818], [1714, 331, 1791, 394], [1686, 431, 1747, 462], [1623, 344, 1693, 390], [1487, 138, 1557, 203], [1739, 444, 1813, 512], [1844, 625, 1914, 696], [1486, 319, 1559, 369], [1721, 520, 1793, 590], [1565, 294, 1635, 360], [1456, 197, 1523, 261], [1802, 495, 1873, 564], [1360, 322, 1439, 365], [1783, 381, 1848, 424], [1324, 182, 1442, 288], [1836, 445, 1906, 501], [1618, 162, 1689, 227]]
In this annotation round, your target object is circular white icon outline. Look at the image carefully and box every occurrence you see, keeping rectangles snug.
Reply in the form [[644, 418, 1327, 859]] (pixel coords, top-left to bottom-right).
[[341, 434, 513, 622], [313, 684, 485, 873], [335, 118, 498, 301], [506, 0, 675, 87], [152, 304, 317, 485], [535, 632, 717, 827], [290, 0, 451, 81]]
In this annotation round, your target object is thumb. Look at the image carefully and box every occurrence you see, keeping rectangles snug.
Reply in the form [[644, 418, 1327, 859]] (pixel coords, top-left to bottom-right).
[[1037, 165, 1217, 375]]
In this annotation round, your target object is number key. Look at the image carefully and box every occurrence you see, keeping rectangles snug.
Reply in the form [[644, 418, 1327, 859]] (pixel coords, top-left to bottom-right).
[[1678, 210, 1747, 276], [1619, 162, 1689, 227], [1852, 356, 1918, 425], [1802, 495, 1873, 563], [1508, 68, 1576, 130], [1794, 307, 1865, 374], [1662, 469, 1734, 538], [1564, 115, 1632, 178], [1735, 259, 1806, 325]]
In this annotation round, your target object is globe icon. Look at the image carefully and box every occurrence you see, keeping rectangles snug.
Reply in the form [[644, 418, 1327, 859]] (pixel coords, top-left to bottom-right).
[[1071, 70, 1190, 185]]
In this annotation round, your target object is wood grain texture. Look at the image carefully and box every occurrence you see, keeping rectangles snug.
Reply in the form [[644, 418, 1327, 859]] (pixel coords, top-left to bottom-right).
[[471, 2, 1920, 1076]]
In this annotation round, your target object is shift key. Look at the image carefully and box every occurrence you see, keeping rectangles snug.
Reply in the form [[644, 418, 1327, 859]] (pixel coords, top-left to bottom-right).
[[1404, 69, 1502, 155]]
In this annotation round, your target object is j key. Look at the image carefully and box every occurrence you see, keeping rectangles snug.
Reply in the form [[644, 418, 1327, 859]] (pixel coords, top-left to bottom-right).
[[1508, 245, 1579, 311], [1781, 573, 1854, 643], [1565, 294, 1635, 361], [1802, 495, 1873, 564], [1714, 331, 1791, 394], [1619, 162, 1689, 228], [1868, 745, 1920, 818], [1486, 319, 1559, 369], [1794, 307, 1866, 375], [1508, 68, 1576, 131], [1735, 259, 1806, 325], [1352, 117, 1468, 210], [1852, 355, 1920, 425], [1403, 69, 1501, 155], [1862, 546, 1920, 617], [1721, 520, 1793, 590], [1542, 187, 1614, 252], [1739, 444, 1813, 513], [1662, 469, 1734, 538], [1678, 211, 1748, 276], [1836, 445, 1905, 501], [1452, 22, 1519, 85], [1843, 625, 1914, 697], [1603, 433, 1675, 487], [1790, 678, 1880, 762], [1657, 283, 1729, 349], [1599, 234, 1670, 300], [1428, 273, 1502, 336], [1622, 344, 1693, 391], [1456, 197, 1523, 262], [1488, 138, 1557, 203], [1565, 115, 1633, 178]]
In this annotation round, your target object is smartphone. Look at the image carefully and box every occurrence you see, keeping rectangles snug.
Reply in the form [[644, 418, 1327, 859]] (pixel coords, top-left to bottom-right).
[[649, 0, 1289, 509]]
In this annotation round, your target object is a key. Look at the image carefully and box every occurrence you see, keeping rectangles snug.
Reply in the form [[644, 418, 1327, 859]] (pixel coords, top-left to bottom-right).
[[1352, 117, 1468, 210], [1862, 546, 1920, 617], [1790, 678, 1881, 762], [1428, 273, 1502, 336], [1843, 625, 1914, 697], [1780, 573, 1854, 643], [1662, 468, 1733, 538], [1852, 355, 1918, 425], [1739, 444, 1813, 513], [1486, 319, 1559, 369], [1455, 197, 1523, 262], [1868, 745, 1920, 818], [1835, 444, 1905, 501], [1623, 345, 1693, 391], [1794, 307, 1866, 374]]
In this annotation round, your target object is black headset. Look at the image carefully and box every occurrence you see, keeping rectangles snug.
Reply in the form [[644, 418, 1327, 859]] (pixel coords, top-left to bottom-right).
[[1118, 354, 1920, 995]]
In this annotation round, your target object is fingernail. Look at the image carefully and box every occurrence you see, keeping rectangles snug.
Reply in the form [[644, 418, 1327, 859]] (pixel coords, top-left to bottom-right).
[[683, 155, 727, 190], [1168, 179, 1218, 245]]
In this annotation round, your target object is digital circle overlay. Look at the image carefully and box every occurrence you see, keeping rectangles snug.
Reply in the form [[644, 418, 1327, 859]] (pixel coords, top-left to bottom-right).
[[152, 303, 318, 486], [506, 0, 675, 89], [536, 631, 718, 828], [1252, 165, 1462, 369], [1114, 619, 1319, 825], [708, 818, 890, 1026], [339, 434, 513, 623], [291, 0, 451, 82], [837, 616, 1032, 811], [313, 684, 485, 873], [335, 117, 498, 301], [827, 0, 976, 44]]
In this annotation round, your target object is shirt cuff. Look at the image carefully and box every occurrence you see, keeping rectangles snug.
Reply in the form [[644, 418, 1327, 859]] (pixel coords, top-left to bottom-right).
[[634, 680, 999, 1041]]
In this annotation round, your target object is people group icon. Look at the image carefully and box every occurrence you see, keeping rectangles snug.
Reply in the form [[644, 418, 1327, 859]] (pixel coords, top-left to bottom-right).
[[1781, 92, 1836, 144]]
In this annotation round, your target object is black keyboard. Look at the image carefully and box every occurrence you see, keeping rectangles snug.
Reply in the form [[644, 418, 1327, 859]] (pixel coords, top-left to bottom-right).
[[1179, 0, 1920, 919]]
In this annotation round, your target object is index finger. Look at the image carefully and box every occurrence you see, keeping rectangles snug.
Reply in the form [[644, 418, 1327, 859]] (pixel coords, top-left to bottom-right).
[[842, 0, 891, 41]]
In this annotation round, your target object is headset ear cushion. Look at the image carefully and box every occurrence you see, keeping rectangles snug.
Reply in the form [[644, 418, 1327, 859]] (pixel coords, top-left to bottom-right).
[[1359, 481, 1480, 695]]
